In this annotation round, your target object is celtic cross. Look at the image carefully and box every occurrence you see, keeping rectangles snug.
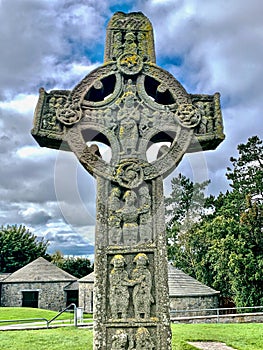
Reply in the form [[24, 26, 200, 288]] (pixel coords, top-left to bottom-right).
[[32, 12, 224, 350]]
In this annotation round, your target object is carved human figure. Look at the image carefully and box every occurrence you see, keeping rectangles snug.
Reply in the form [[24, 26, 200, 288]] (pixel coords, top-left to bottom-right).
[[104, 107, 118, 131], [111, 329, 129, 350], [44, 96, 65, 131], [139, 107, 154, 135], [109, 187, 122, 213], [117, 93, 140, 156], [124, 79, 137, 94], [112, 32, 123, 59], [118, 190, 139, 245], [108, 187, 122, 245], [133, 327, 155, 350], [109, 255, 135, 319], [131, 253, 154, 319], [123, 32, 137, 55], [138, 185, 152, 243], [194, 102, 206, 134], [42, 97, 56, 130], [207, 114, 214, 133], [137, 32, 147, 58]]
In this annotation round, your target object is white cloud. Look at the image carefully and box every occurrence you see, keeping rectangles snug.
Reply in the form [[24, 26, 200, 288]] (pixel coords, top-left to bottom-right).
[[0, 0, 263, 257], [0, 94, 38, 114], [16, 146, 56, 159]]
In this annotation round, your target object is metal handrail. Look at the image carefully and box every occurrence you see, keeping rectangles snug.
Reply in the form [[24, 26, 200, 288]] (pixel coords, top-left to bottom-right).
[[170, 305, 263, 323], [47, 303, 77, 327], [170, 305, 263, 316], [0, 304, 77, 329]]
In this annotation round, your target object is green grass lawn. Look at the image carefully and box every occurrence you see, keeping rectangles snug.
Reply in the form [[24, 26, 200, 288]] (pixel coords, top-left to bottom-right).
[[0, 309, 262, 350], [171, 323, 263, 350], [0, 307, 92, 325], [0, 327, 93, 350], [0, 323, 262, 350]]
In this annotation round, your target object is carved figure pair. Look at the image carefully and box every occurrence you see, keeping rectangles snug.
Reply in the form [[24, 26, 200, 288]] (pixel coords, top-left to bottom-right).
[[109, 254, 153, 320]]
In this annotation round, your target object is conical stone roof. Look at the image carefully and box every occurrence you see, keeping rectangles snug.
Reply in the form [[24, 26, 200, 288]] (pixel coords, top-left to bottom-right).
[[4, 257, 77, 283], [0, 273, 11, 282], [168, 265, 219, 296], [78, 271, 95, 282]]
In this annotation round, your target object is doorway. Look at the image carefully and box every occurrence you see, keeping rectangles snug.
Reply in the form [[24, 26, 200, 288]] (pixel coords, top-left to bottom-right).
[[22, 291, 39, 308]]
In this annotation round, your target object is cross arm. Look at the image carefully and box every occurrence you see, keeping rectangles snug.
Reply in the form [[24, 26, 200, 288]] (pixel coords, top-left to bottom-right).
[[31, 88, 71, 151], [31, 88, 224, 153]]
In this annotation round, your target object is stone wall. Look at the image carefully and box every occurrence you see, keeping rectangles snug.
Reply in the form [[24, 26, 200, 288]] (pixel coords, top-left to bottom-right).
[[170, 295, 219, 316], [79, 282, 94, 313], [171, 312, 263, 324], [1, 281, 70, 311]]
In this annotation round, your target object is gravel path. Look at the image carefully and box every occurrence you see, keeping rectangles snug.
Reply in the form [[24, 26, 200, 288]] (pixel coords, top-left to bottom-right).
[[188, 342, 236, 350]]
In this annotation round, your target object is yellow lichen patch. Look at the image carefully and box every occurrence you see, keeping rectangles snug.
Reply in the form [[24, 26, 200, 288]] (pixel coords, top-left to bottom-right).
[[120, 54, 139, 66], [133, 252, 148, 262]]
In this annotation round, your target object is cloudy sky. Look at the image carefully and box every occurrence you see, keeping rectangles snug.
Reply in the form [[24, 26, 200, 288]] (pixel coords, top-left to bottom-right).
[[0, 0, 262, 258]]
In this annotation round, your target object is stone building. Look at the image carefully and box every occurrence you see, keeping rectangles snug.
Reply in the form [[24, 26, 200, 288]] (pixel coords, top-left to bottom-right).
[[0, 259, 219, 315], [78, 272, 95, 313], [167, 265, 220, 316], [0, 257, 78, 311], [78, 265, 219, 314]]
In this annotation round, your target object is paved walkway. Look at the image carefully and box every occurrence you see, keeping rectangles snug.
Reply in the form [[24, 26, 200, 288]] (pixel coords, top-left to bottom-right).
[[188, 342, 236, 350]]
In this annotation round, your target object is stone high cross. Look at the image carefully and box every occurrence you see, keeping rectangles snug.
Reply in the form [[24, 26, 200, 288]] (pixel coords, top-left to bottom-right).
[[32, 12, 224, 350]]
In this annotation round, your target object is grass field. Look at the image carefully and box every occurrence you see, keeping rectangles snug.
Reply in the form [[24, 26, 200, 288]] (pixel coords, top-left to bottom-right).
[[0, 308, 262, 349], [171, 323, 263, 349], [0, 307, 92, 325], [0, 327, 93, 350], [0, 323, 262, 349], [0, 307, 74, 321]]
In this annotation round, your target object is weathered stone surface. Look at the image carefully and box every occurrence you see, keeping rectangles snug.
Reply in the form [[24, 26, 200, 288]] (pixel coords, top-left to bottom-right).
[[1, 281, 69, 310], [32, 11, 224, 350]]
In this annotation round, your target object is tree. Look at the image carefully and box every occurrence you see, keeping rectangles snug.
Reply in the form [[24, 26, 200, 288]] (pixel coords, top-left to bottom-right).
[[165, 136, 263, 307], [164, 173, 210, 267], [227, 136, 263, 198], [0, 224, 49, 273], [50, 251, 93, 278]]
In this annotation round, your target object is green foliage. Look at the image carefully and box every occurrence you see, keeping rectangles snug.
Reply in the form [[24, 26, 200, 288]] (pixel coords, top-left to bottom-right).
[[165, 174, 210, 267], [226, 135, 263, 197], [165, 136, 263, 307], [50, 251, 93, 278], [0, 225, 48, 273]]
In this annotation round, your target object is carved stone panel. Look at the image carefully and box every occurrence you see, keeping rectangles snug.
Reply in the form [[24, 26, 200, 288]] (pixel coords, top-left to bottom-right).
[[107, 326, 156, 350], [107, 182, 153, 247], [107, 252, 155, 321]]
